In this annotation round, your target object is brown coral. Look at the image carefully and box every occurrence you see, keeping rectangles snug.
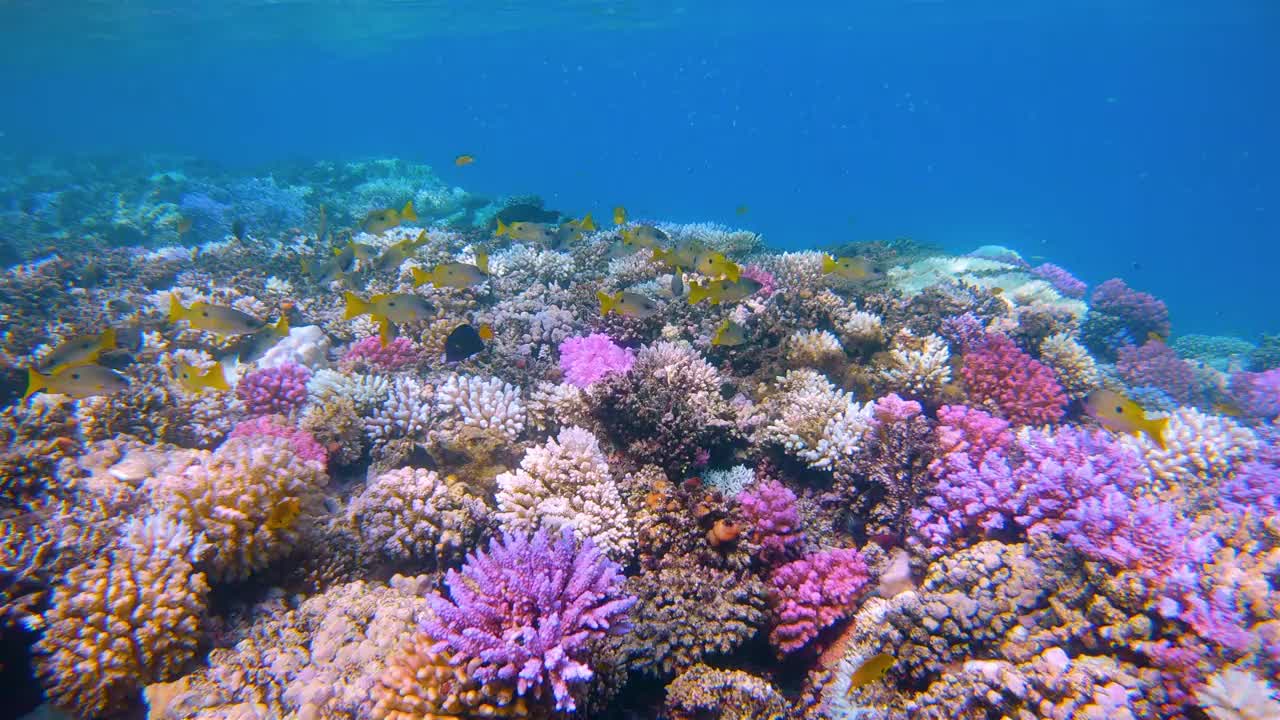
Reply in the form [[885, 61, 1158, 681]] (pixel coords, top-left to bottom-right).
[[371, 631, 533, 720], [663, 664, 789, 720]]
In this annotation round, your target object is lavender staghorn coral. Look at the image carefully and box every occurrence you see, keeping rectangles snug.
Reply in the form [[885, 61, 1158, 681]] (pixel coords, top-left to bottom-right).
[[348, 467, 488, 567], [149, 435, 328, 581], [422, 530, 637, 713], [36, 513, 209, 719], [495, 425, 635, 560]]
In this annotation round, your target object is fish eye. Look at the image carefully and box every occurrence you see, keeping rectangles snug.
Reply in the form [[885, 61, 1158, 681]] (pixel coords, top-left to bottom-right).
[[1115, 406, 1123, 414], [201, 311, 209, 317], [388, 301, 397, 307], [71, 373, 80, 379]]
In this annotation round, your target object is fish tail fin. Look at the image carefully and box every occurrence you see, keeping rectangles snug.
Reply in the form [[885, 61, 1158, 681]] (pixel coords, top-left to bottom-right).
[[206, 365, 230, 392], [711, 320, 726, 346], [597, 290, 615, 316], [378, 319, 393, 347], [168, 295, 186, 324], [274, 315, 290, 337], [343, 292, 368, 320], [581, 213, 596, 232], [688, 281, 709, 305], [476, 251, 489, 274], [821, 254, 837, 274], [24, 368, 46, 400], [401, 201, 417, 222], [725, 261, 741, 283], [411, 267, 431, 287], [1148, 417, 1170, 450], [651, 248, 670, 266], [99, 327, 117, 350], [496, 218, 509, 237]]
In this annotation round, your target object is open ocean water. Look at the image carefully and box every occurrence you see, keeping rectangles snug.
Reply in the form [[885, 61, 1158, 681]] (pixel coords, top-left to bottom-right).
[[2, 2, 1279, 720]]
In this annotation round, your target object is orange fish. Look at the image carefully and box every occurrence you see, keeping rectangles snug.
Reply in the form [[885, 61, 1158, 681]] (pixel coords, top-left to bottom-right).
[[455, 154, 475, 166]]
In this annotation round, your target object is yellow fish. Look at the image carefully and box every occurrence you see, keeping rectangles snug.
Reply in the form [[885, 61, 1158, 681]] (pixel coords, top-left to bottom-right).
[[176, 362, 229, 394], [344, 292, 436, 325], [822, 254, 873, 281], [302, 255, 347, 284], [613, 206, 627, 226], [652, 242, 699, 271], [176, 216, 193, 236], [620, 224, 669, 251], [455, 154, 475, 166], [169, 297, 269, 336], [711, 318, 747, 347], [495, 219, 557, 244], [412, 252, 490, 289], [694, 251, 740, 282], [1085, 389, 1169, 450], [846, 653, 895, 694], [25, 364, 129, 400], [362, 201, 417, 234], [40, 327, 117, 373], [372, 231, 427, 273], [554, 215, 597, 247], [688, 277, 763, 306], [238, 316, 291, 364], [597, 290, 660, 319]]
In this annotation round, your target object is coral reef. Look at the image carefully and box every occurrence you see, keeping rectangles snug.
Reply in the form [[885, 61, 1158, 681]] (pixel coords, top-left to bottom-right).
[[348, 466, 488, 567], [961, 334, 1067, 425]]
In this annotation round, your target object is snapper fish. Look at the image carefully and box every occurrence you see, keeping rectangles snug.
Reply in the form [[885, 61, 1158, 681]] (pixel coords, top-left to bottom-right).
[[1085, 389, 1169, 449], [176, 361, 229, 393], [553, 214, 597, 247], [597, 290, 660, 319], [25, 364, 130, 399], [495, 219, 557, 244], [344, 291, 436, 346], [619, 224, 669, 252], [693, 251, 740, 282], [711, 318, 747, 346], [688, 277, 762, 306], [362, 201, 418, 234], [169, 297, 271, 336], [39, 327, 117, 373], [822, 254, 875, 281], [372, 231, 428, 273], [412, 252, 490, 289], [613, 206, 627, 225], [237, 316, 291, 364]]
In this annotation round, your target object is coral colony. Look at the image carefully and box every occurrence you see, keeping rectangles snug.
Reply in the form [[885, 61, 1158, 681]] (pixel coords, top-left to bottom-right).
[[0, 156, 1278, 720]]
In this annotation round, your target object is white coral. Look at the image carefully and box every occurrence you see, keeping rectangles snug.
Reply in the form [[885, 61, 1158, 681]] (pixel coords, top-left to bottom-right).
[[837, 308, 884, 345], [495, 426, 635, 560], [364, 376, 433, 448], [1197, 667, 1280, 720], [1126, 407, 1257, 487], [703, 465, 756, 498], [878, 330, 951, 398], [786, 329, 845, 368], [758, 369, 875, 472], [434, 373, 525, 441], [527, 381, 589, 433], [1039, 332, 1099, 399], [309, 369, 390, 413], [348, 468, 485, 565]]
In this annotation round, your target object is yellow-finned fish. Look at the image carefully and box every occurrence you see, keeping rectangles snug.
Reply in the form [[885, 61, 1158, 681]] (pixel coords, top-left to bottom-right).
[[597, 290, 660, 319], [711, 318, 747, 347], [373, 231, 427, 273], [652, 243, 698, 270], [25, 364, 129, 400], [176, 362, 229, 393], [554, 214, 597, 247], [1085, 389, 1170, 449], [455, 154, 475, 166], [694, 251, 740, 282], [613, 206, 627, 226], [412, 252, 490, 289], [619, 224, 669, 251], [362, 201, 418, 234], [169, 297, 269, 336], [238, 316, 291, 364], [688, 277, 763, 306], [822, 254, 874, 281], [495, 219, 556, 244], [40, 327, 117, 373], [302, 255, 347, 284], [846, 653, 895, 695], [343, 292, 436, 325]]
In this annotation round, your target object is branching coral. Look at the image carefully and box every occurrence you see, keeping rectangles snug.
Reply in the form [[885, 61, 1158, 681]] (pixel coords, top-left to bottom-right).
[[495, 426, 634, 560], [737, 479, 805, 566], [558, 332, 634, 388], [236, 362, 311, 416], [877, 329, 952, 400], [1118, 340, 1203, 407], [756, 369, 875, 474], [961, 334, 1067, 425], [435, 372, 526, 442], [348, 467, 488, 567], [1039, 332, 1100, 399], [663, 664, 789, 720], [1126, 407, 1257, 493], [769, 547, 870, 654]]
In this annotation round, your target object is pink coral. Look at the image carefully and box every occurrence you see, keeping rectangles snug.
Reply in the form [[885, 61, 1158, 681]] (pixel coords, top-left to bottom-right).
[[1228, 368, 1280, 420], [558, 333, 635, 388], [738, 264, 775, 297], [736, 479, 804, 565], [235, 362, 310, 416], [227, 414, 327, 465], [961, 335, 1067, 425], [767, 548, 869, 654], [1090, 278, 1171, 339], [932, 404, 1013, 464], [872, 393, 922, 424], [1031, 262, 1087, 298], [1117, 340, 1201, 406], [342, 336, 420, 371]]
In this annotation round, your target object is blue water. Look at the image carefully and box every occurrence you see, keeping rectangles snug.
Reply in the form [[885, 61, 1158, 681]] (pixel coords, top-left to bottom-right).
[[2, 1, 1277, 337]]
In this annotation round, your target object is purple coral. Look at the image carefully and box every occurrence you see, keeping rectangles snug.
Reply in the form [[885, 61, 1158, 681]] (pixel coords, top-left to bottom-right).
[[1117, 341, 1201, 407], [961, 335, 1067, 425], [1227, 368, 1280, 420], [767, 548, 869, 654], [737, 479, 804, 565], [932, 404, 1013, 466], [235, 362, 311, 416], [342, 335, 420, 371], [1090, 278, 1172, 341], [872, 393, 922, 424], [227, 414, 327, 466], [739, 264, 776, 297], [423, 530, 636, 712], [1058, 491, 1194, 578], [558, 333, 635, 388], [938, 312, 987, 354], [1220, 461, 1280, 517], [1031, 262, 1087, 298]]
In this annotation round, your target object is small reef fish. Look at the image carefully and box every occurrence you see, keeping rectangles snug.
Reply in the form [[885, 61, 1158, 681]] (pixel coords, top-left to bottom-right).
[[846, 653, 895, 694], [302, 255, 347, 284], [455, 154, 475, 166], [316, 204, 328, 245], [620, 224, 669, 251], [1085, 389, 1169, 449], [597, 290, 660, 319], [372, 231, 427, 273], [496, 219, 556, 244], [553, 214, 597, 247], [613, 206, 627, 225], [343, 292, 436, 325], [671, 270, 683, 296], [25, 364, 129, 400], [412, 252, 490, 289], [230, 219, 246, 241], [176, 216, 193, 237], [688, 277, 763, 306], [444, 323, 488, 362], [169, 297, 269, 336], [823, 254, 874, 281], [362, 201, 418, 234], [237, 316, 290, 364], [176, 362, 229, 393], [694, 251, 740, 282], [711, 318, 747, 346], [40, 327, 117, 373]]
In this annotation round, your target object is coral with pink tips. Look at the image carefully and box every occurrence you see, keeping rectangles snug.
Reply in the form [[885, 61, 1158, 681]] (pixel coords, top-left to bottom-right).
[[558, 333, 635, 388], [961, 334, 1067, 425], [235, 361, 311, 416], [767, 547, 870, 654]]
